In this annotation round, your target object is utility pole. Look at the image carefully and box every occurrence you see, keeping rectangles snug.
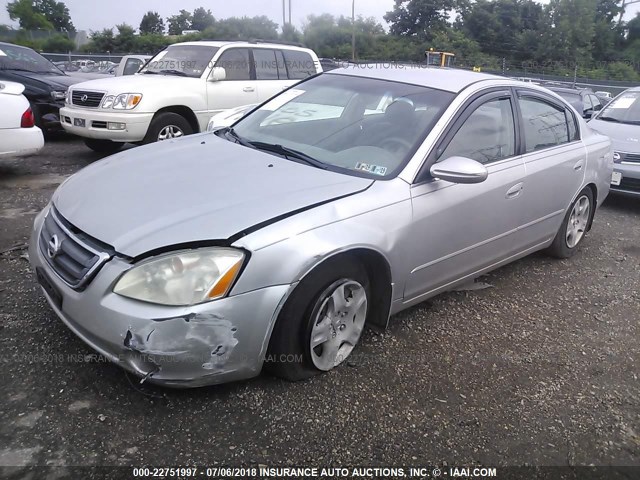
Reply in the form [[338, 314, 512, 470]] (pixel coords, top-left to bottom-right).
[[288, 0, 292, 26], [351, 0, 356, 61], [618, 0, 640, 27], [282, 0, 285, 29]]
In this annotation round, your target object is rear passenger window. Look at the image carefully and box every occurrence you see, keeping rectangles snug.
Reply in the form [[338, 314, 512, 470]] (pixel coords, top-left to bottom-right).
[[253, 49, 279, 80], [282, 50, 316, 79], [519, 97, 570, 152], [439, 97, 516, 164]]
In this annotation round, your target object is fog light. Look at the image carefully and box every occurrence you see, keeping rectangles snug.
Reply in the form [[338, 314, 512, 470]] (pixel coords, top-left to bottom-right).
[[107, 122, 126, 130]]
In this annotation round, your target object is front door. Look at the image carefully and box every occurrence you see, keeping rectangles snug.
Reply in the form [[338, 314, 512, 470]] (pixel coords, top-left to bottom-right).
[[404, 91, 527, 302], [207, 48, 258, 115]]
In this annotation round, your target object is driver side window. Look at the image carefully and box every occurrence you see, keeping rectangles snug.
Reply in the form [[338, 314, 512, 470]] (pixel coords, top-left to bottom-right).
[[439, 98, 516, 164]]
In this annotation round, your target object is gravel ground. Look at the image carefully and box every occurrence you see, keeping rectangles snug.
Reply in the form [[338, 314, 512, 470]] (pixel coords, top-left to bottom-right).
[[0, 137, 638, 471]]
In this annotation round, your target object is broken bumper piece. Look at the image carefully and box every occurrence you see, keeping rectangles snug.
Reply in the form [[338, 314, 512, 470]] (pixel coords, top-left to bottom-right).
[[29, 219, 289, 388]]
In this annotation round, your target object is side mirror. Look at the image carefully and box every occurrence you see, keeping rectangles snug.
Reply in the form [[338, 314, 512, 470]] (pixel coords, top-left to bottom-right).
[[208, 67, 226, 82], [430, 156, 488, 184], [584, 109, 594, 119]]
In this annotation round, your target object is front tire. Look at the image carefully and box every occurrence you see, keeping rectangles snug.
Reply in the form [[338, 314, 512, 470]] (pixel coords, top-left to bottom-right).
[[143, 112, 193, 144], [265, 257, 370, 381], [83, 138, 124, 153], [547, 187, 594, 258]]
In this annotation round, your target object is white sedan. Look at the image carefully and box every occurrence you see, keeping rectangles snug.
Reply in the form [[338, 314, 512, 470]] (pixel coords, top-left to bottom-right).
[[0, 81, 44, 159]]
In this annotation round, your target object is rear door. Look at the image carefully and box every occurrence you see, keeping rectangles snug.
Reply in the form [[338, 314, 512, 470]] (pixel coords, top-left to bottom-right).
[[513, 90, 586, 247], [252, 48, 292, 100], [207, 48, 258, 114]]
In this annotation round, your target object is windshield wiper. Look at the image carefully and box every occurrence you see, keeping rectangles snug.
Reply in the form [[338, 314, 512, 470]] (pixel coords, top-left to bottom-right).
[[597, 116, 622, 123], [250, 142, 328, 169], [223, 127, 256, 149], [1, 67, 37, 73], [159, 69, 188, 76], [142, 70, 158, 74]]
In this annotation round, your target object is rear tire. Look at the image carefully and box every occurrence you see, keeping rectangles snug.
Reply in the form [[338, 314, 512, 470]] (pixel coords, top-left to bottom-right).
[[547, 187, 594, 259], [265, 257, 370, 381], [83, 138, 124, 153], [142, 112, 193, 144]]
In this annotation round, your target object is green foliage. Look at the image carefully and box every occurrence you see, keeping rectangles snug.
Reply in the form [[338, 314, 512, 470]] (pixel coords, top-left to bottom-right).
[[6, 0, 74, 32], [384, 0, 458, 39], [167, 10, 192, 35], [191, 8, 215, 32], [34, 0, 74, 32], [7, 0, 53, 30], [41, 33, 74, 52], [26, 2, 640, 80], [140, 11, 164, 35]]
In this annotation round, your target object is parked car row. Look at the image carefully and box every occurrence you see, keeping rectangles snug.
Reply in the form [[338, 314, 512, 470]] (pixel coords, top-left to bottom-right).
[[0, 38, 637, 389]]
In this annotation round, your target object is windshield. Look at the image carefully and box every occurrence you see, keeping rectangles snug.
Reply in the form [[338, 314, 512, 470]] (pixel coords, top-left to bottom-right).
[[0, 43, 61, 74], [141, 45, 219, 78], [596, 91, 640, 124], [229, 74, 454, 179]]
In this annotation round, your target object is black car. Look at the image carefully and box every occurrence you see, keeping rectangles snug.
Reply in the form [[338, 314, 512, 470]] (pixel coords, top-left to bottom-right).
[[543, 84, 603, 119], [0, 42, 77, 134]]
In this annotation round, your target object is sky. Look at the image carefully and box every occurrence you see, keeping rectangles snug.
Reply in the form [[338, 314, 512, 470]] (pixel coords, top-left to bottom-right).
[[1, 0, 640, 33]]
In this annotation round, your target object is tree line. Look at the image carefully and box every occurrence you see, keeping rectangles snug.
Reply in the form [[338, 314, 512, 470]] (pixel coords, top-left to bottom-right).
[[4, 0, 640, 81]]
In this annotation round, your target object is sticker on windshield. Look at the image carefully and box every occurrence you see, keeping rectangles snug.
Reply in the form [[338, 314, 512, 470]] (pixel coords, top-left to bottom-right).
[[261, 89, 306, 111], [610, 96, 636, 109], [0, 49, 6, 56], [355, 162, 387, 176]]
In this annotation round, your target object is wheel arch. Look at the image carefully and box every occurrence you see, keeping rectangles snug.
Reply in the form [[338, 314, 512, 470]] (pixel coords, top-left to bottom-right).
[[295, 248, 394, 331], [153, 105, 200, 133]]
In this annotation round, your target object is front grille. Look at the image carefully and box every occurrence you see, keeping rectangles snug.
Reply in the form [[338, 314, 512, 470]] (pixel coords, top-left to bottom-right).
[[621, 152, 640, 164], [38, 209, 110, 289], [618, 177, 640, 192], [71, 90, 104, 108]]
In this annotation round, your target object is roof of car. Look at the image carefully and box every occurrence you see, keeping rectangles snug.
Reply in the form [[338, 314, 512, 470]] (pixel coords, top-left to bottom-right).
[[327, 64, 510, 93], [173, 40, 312, 51], [544, 85, 593, 94]]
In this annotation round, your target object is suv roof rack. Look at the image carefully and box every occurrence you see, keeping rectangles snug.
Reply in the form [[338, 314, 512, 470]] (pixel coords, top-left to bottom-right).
[[198, 38, 306, 48], [248, 38, 305, 48]]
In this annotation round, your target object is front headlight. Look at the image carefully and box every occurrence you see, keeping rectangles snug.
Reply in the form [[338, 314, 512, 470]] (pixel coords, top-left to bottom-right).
[[51, 90, 67, 100], [113, 248, 245, 306], [103, 93, 142, 110], [65, 90, 72, 104]]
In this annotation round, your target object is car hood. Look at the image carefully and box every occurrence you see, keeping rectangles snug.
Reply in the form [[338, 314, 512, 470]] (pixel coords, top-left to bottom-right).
[[9, 71, 78, 89], [68, 74, 201, 94], [52, 134, 372, 257], [588, 118, 640, 152]]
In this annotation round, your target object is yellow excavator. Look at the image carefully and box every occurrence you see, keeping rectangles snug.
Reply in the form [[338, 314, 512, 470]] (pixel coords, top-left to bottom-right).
[[425, 48, 456, 68]]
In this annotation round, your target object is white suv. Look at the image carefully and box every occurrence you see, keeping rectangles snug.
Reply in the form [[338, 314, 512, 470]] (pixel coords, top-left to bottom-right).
[[59, 41, 322, 152]]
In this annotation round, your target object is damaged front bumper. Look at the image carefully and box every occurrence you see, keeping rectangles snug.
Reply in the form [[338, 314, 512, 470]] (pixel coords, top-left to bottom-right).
[[29, 211, 290, 388]]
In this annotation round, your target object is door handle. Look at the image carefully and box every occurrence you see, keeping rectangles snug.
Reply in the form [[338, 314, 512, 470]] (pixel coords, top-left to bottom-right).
[[505, 182, 523, 199], [573, 160, 585, 171], [243, 86, 255, 93]]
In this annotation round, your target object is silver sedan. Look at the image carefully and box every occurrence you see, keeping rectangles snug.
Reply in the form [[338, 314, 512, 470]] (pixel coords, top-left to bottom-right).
[[29, 66, 613, 387]]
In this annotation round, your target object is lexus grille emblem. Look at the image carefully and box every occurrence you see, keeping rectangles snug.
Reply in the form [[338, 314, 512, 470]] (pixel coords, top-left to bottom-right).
[[81, 94, 88, 102], [47, 234, 62, 259]]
